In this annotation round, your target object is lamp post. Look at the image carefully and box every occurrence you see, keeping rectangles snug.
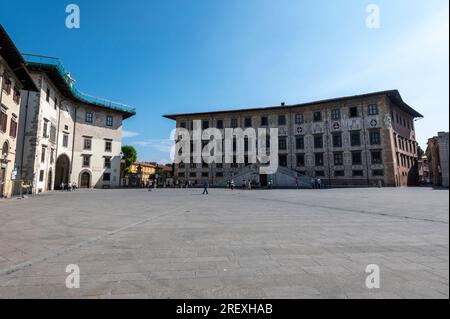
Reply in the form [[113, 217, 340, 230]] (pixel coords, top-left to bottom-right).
[[1, 153, 9, 198], [1, 153, 8, 167], [137, 164, 142, 188]]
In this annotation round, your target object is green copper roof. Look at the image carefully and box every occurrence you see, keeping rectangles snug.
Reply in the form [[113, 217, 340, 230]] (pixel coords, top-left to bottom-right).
[[22, 54, 136, 119]]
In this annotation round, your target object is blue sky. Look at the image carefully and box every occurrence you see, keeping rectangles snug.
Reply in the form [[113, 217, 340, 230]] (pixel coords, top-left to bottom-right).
[[1, 0, 448, 163]]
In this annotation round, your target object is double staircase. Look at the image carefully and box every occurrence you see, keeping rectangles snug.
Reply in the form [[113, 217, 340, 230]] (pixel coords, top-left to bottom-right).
[[215, 164, 315, 189]]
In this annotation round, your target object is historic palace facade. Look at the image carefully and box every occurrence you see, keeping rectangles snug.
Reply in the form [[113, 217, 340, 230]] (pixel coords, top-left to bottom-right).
[[15, 54, 135, 193], [0, 26, 38, 198], [165, 90, 423, 188]]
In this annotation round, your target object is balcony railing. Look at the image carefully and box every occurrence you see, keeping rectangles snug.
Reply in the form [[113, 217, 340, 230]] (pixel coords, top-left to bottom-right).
[[22, 54, 136, 115]]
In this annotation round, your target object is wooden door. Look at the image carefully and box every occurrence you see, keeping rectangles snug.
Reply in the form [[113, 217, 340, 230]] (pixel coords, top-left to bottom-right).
[[80, 172, 90, 188]]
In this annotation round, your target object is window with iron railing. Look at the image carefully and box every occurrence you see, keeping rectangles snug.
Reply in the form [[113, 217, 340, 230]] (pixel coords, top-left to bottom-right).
[[9, 119, 17, 138], [43, 120, 49, 138], [2, 76, 12, 94], [314, 135, 323, 149], [331, 109, 341, 120], [82, 155, 91, 167], [295, 113, 304, 124], [368, 104, 378, 115], [105, 140, 112, 152], [370, 130, 381, 145], [315, 153, 324, 166], [334, 153, 344, 166], [62, 134, 69, 147], [106, 115, 113, 127], [13, 88, 20, 104], [0, 110, 7, 133], [104, 157, 112, 169], [85, 111, 93, 123], [49, 125, 57, 143]]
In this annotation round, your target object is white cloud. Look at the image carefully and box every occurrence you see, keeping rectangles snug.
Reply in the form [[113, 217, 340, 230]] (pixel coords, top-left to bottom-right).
[[327, 11, 449, 94], [122, 130, 140, 138], [133, 139, 174, 153], [156, 158, 172, 165]]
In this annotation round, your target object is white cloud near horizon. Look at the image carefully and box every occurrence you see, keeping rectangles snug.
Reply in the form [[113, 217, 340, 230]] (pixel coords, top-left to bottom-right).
[[133, 139, 174, 153], [321, 11, 448, 93], [122, 130, 141, 138], [320, 10, 449, 148], [132, 138, 175, 163]]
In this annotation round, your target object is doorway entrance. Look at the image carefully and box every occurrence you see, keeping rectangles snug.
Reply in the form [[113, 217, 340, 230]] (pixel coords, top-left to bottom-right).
[[0, 167, 5, 198], [259, 174, 268, 187], [47, 169, 53, 191], [80, 171, 91, 188], [54, 154, 70, 189]]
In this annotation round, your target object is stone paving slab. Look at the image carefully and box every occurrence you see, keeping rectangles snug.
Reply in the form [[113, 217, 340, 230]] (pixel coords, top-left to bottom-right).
[[0, 187, 448, 298]]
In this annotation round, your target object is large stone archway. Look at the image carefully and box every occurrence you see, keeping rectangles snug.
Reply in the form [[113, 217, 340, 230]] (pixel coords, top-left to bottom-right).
[[54, 154, 70, 189]]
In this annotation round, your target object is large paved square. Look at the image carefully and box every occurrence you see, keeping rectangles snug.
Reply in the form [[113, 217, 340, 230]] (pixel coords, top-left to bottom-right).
[[0, 187, 448, 298]]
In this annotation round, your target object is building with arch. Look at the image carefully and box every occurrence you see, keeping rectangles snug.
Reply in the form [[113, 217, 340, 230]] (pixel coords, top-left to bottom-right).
[[0, 25, 38, 198], [14, 53, 135, 193]]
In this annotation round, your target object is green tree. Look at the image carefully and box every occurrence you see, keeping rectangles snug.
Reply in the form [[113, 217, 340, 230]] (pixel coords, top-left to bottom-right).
[[417, 145, 425, 158], [121, 145, 137, 174]]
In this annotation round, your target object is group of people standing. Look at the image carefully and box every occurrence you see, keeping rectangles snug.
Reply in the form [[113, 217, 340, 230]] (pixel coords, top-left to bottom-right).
[[60, 182, 77, 191], [226, 178, 260, 190], [188, 176, 323, 195], [146, 179, 155, 191]]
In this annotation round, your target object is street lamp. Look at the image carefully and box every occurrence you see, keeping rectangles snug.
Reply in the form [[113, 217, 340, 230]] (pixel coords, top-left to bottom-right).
[[1, 152, 8, 167], [137, 164, 142, 187]]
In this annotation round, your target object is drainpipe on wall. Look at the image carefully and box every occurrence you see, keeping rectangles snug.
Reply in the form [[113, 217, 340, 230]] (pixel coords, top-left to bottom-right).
[[325, 107, 332, 187], [289, 112, 295, 174], [69, 104, 79, 176], [55, 100, 63, 159], [361, 104, 371, 186], [0, 72, 3, 107], [19, 91, 30, 179], [0, 71, 3, 198]]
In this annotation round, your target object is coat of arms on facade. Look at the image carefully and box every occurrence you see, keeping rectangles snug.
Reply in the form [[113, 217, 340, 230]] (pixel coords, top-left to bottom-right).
[[313, 124, 322, 133], [332, 122, 340, 130], [384, 114, 392, 129], [349, 119, 359, 130]]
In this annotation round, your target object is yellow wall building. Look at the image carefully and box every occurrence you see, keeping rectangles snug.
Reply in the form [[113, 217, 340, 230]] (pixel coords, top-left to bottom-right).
[[0, 25, 38, 198]]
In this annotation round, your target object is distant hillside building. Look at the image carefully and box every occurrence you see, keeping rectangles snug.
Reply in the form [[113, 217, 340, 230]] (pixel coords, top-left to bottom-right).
[[15, 54, 135, 193], [418, 155, 431, 185], [121, 161, 174, 187], [121, 161, 157, 187], [165, 90, 423, 188], [426, 132, 449, 188]]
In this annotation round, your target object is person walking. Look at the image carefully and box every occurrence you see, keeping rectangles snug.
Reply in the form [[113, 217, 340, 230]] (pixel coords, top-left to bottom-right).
[[317, 178, 322, 189], [268, 178, 273, 190], [230, 179, 235, 190], [242, 179, 246, 190], [202, 181, 209, 195], [295, 177, 299, 189], [247, 179, 252, 190]]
